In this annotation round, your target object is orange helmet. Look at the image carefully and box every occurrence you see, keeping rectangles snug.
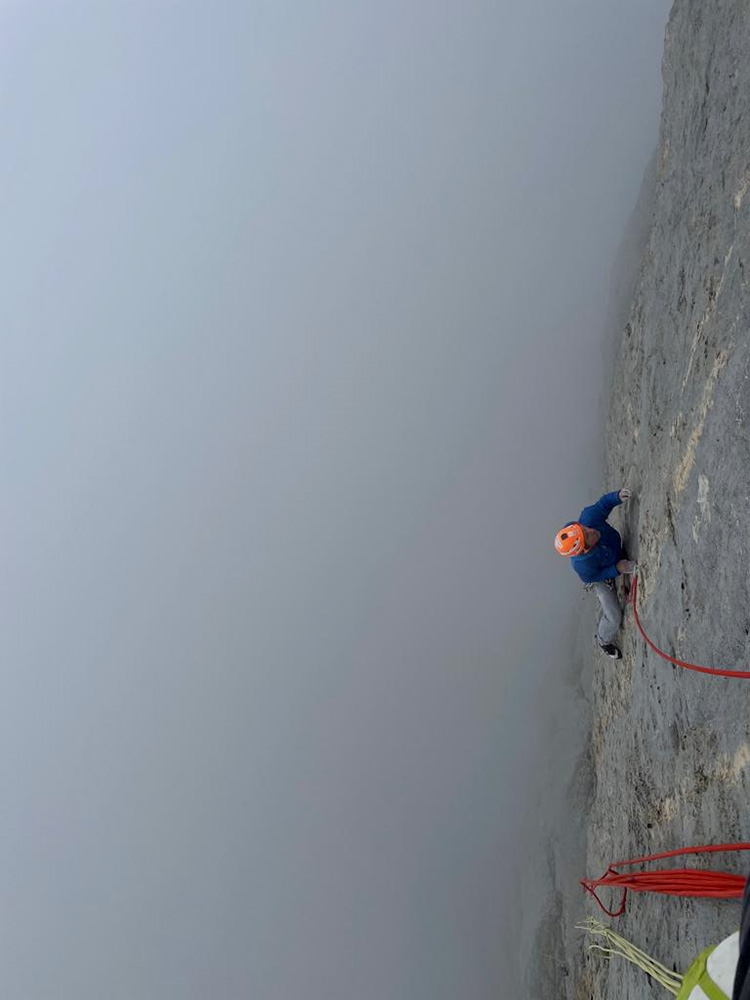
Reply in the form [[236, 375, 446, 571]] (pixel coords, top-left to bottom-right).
[[555, 522, 585, 556]]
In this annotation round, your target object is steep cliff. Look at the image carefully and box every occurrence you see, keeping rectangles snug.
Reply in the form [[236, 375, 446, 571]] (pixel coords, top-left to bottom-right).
[[580, 1, 750, 995]]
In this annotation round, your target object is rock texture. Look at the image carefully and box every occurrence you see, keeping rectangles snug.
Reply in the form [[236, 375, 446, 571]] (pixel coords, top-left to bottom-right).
[[576, 1, 750, 996]]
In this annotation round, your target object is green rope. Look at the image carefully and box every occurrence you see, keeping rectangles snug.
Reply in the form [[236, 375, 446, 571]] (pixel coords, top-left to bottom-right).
[[577, 917, 684, 995]]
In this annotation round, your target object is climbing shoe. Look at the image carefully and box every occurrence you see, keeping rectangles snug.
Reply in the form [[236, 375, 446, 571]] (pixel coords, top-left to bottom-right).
[[600, 643, 622, 660]]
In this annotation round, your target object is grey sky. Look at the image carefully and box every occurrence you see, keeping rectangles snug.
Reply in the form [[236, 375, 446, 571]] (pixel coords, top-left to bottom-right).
[[1, 2, 668, 997]]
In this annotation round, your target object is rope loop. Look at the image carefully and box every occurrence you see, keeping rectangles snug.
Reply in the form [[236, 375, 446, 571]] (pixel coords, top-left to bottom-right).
[[581, 843, 750, 916], [630, 575, 750, 678]]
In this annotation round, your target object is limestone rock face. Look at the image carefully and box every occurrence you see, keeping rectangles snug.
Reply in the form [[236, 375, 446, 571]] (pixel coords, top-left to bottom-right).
[[579, 1, 750, 997]]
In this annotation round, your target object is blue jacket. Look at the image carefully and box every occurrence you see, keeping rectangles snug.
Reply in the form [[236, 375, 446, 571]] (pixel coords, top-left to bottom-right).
[[569, 491, 623, 584]]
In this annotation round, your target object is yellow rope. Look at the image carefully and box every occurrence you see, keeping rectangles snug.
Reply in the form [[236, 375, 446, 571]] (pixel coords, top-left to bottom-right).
[[577, 918, 684, 995]]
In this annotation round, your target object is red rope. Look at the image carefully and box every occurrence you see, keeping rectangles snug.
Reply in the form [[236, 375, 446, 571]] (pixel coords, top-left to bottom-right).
[[629, 575, 750, 678], [581, 843, 750, 916]]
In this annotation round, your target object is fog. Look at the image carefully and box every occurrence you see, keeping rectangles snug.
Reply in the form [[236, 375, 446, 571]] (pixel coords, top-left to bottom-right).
[[0, 2, 668, 997]]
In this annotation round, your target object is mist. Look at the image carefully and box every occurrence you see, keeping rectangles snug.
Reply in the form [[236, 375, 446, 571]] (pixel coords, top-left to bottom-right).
[[0, 2, 668, 997]]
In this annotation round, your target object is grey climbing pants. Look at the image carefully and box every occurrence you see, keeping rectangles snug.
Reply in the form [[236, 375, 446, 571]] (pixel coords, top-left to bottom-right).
[[592, 580, 623, 646]]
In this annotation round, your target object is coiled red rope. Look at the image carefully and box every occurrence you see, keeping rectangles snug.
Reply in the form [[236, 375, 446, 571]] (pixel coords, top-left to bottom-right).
[[630, 575, 750, 678], [581, 843, 750, 917]]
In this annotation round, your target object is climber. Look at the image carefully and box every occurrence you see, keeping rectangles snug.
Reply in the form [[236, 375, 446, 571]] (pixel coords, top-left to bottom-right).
[[555, 489, 636, 660]]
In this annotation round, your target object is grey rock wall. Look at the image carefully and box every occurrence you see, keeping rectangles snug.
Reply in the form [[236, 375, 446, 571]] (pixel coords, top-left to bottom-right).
[[577, 1, 750, 996]]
